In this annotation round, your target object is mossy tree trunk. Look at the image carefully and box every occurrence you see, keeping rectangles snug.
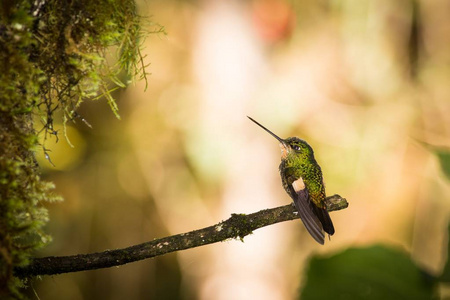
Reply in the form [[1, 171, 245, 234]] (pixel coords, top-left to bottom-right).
[[0, 1, 147, 297]]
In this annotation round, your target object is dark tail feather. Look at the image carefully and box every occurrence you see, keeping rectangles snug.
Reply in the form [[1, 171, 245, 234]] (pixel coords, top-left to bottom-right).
[[293, 189, 325, 245], [313, 206, 335, 236]]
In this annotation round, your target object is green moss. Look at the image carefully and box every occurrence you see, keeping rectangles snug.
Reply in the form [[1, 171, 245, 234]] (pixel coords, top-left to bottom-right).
[[0, 0, 156, 297], [229, 214, 254, 240]]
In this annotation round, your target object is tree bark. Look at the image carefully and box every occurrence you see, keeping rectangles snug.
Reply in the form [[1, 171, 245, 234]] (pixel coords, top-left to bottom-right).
[[15, 194, 348, 278]]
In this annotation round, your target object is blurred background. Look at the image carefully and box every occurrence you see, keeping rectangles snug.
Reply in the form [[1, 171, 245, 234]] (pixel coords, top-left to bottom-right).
[[32, 0, 450, 299]]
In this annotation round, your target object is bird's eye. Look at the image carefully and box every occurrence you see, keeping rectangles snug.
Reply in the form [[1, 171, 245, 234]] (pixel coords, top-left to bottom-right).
[[292, 145, 301, 151]]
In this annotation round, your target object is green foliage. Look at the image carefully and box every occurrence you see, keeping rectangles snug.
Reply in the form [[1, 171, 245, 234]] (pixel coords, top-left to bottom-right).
[[436, 150, 450, 181], [300, 245, 436, 300], [0, 0, 154, 297], [439, 224, 450, 282]]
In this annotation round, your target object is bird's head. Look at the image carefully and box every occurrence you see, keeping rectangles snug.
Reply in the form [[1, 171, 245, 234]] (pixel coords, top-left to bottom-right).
[[248, 116, 314, 161], [281, 137, 314, 161]]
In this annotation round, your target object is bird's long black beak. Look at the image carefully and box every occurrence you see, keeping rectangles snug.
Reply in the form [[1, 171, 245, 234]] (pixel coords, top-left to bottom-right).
[[247, 116, 285, 144]]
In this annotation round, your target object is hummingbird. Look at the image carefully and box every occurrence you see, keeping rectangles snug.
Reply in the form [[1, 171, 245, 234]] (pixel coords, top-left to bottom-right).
[[248, 116, 334, 244]]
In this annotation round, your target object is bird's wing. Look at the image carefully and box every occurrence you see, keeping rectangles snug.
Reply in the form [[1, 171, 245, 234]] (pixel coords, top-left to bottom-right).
[[292, 178, 325, 244]]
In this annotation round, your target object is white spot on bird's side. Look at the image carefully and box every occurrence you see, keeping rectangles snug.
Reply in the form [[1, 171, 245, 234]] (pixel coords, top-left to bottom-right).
[[215, 224, 223, 232], [293, 177, 305, 192]]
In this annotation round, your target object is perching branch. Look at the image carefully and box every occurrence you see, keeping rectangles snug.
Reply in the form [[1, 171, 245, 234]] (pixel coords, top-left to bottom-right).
[[14, 195, 348, 278]]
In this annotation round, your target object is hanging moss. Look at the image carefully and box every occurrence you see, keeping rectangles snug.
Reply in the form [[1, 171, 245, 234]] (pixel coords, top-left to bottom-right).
[[0, 0, 156, 297]]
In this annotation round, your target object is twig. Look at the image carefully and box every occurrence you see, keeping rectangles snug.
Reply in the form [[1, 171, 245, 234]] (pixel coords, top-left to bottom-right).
[[14, 195, 348, 278]]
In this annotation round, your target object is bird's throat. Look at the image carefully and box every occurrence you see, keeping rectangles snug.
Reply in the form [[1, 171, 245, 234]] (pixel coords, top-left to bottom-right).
[[279, 143, 289, 159]]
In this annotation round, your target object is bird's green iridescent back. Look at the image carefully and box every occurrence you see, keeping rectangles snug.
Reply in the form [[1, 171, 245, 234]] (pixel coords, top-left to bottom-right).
[[280, 155, 327, 209], [279, 137, 327, 209]]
